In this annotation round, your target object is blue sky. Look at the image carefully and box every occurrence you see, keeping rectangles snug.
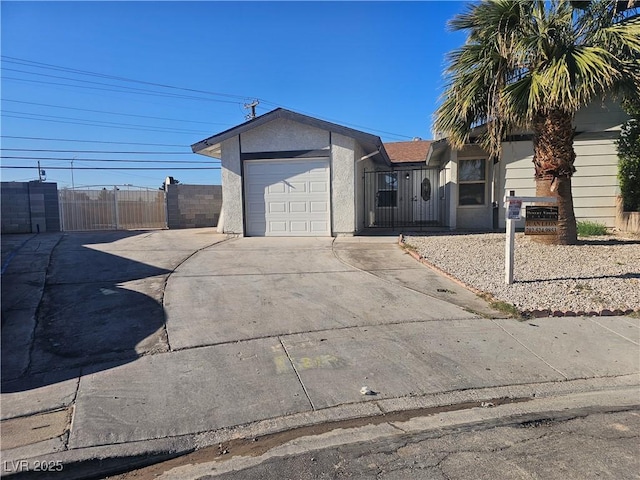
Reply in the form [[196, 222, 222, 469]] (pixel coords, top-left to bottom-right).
[[1, 1, 468, 189]]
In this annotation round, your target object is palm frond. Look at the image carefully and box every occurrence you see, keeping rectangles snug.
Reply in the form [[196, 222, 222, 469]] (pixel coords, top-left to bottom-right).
[[434, 0, 640, 150]]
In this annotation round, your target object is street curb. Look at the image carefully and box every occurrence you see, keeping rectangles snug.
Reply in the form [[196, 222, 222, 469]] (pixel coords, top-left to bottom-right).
[[398, 234, 640, 319], [2, 374, 638, 479]]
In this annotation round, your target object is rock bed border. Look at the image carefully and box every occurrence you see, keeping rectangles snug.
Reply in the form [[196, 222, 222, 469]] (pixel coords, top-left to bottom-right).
[[398, 234, 639, 319]]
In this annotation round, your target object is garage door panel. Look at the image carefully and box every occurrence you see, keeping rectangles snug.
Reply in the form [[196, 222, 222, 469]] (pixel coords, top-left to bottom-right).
[[269, 202, 287, 213], [309, 182, 327, 193], [288, 182, 307, 193], [310, 221, 328, 233], [267, 183, 286, 194], [310, 201, 328, 213], [290, 221, 309, 233], [245, 159, 331, 236], [269, 221, 288, 233], [289, 202, 307, 213]]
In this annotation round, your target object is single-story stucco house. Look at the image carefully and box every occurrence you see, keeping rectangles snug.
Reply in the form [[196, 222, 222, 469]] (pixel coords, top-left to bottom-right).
[[426, 99, 629, 231], [192, 101, 627, 236], [191, 108, 437, 236]]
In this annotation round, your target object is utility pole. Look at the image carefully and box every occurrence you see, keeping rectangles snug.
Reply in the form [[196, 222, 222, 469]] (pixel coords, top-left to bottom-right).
[[36, 161, 46, 181], [71, 157, 76, 230], [71, 157, 76, 191], [244, 99, 259, 120]]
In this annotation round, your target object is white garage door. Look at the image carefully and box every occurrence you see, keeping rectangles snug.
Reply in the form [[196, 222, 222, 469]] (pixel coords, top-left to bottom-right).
[[244, 159, 331, 236]]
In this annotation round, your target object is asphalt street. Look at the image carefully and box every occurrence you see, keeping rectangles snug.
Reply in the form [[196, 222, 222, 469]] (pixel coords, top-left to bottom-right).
[[107, 392, 640, 480]]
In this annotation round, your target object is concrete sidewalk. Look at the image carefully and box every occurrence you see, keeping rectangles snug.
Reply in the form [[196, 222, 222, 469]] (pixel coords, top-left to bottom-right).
[[1, 231, 638, 479]]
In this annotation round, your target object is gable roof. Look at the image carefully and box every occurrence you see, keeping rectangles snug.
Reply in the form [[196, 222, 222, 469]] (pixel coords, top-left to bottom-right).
[[192, 108, 390, 164], [384, 140, 432, 164]]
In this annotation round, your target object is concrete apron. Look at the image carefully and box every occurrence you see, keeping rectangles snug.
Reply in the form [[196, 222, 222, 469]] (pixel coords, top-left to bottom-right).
[[1, 315, 638, 476], [66, 316, 638, 446], [1, 235, 638, 475], [163, 236, 489, 351]]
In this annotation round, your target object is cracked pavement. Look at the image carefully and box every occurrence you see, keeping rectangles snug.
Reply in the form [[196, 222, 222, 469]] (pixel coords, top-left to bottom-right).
[[1, 230, 638, 479]]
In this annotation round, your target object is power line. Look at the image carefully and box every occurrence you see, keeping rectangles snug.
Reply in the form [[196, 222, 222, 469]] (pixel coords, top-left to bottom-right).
[[1, 165, 220, 171], [3, 76, 242, 104], [1, 148, 191, 154], [3, 99, 230, 126], [0, 136, 192, 147], [3, 114, 209, 135], [4, 56, 414, 140], [3, 56, 417, 142], [2, 55, 251, 101], [3, 110, 210, 134], [0, 136, 188, 147], [2, 68, 244, 104], [2, 156, 215, 165]]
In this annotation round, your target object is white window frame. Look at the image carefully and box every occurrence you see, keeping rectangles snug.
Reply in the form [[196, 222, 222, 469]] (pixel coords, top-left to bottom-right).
[[458, 158, 487, 207]]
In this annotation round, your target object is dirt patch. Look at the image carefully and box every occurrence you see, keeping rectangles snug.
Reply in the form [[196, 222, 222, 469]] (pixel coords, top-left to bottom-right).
[[1, 407, 72, 450]]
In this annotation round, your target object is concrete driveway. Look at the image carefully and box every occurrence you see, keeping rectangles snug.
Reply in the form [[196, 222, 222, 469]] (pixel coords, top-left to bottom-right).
[[2, 230, 638, 478], [164, 237, 490, 350]]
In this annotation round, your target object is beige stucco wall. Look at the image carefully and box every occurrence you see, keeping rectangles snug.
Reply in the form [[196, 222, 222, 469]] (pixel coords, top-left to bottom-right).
[[331, 133, 356, 235], [218, 119, 364, 236], [220, 136, 243, 234], [437, 144, 494, 230], [240, 118, 330, 152], [354, 142, 367, 232]]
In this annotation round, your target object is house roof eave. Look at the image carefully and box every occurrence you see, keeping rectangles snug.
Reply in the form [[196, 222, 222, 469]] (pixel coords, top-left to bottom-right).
[[192, 108, 389, 164], [426, 138, 450, 167]]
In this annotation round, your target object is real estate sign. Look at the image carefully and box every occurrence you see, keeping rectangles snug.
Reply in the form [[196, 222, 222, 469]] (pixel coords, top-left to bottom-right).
[[525, 206, 558, 235], [507, 199, 522, 220]]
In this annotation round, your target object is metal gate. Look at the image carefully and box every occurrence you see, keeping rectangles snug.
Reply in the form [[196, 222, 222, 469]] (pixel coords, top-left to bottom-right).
[[59, 186, 167, 231], [364, 167, 441, 229]]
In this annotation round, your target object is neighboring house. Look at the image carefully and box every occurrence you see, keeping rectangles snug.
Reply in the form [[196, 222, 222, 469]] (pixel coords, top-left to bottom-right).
[[191, 108, 438, 236], [191, 102, 626, 236], [428, 99, 628, 230]]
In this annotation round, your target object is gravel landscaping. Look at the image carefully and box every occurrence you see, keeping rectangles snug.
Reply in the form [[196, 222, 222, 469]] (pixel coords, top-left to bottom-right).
[[403, 232, 640, 315]]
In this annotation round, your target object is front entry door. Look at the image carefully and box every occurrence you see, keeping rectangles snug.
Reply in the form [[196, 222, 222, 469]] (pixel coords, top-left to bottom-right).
[[412, 169, 438, 223]]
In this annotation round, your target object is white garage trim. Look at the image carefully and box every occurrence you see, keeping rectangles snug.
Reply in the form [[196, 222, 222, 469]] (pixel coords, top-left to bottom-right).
[[244, 158, 331, 237]]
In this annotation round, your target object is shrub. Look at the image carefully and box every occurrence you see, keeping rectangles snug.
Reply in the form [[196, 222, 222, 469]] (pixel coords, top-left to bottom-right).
[[577, 220, 608, 237], [618, 97, 640, 211]]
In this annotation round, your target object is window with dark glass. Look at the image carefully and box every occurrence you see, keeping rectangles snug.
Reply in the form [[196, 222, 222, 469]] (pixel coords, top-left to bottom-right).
[[421, 178, 432, 201], [458, 159, 486, 205], [376, 172, 397, 208]]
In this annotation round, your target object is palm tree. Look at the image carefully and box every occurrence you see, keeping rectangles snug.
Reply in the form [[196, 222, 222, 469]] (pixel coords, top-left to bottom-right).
[[434, 0, 640, 244]]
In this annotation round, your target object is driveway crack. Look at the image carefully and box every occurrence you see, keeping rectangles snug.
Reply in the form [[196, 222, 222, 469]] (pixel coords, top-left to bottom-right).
[[26, 233, 64, 376], [278, 336, 316, 411], [330, 239, 466, 306], [161, 235, 238, 351]]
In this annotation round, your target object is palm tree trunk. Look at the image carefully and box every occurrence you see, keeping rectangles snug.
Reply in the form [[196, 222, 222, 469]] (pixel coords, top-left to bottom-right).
[[532, 109, 578, 245], [535, 175, 577, 244]]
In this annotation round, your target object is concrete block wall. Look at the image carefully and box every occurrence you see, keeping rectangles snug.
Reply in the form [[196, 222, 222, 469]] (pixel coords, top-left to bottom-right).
[[1, 182, 60, 234], [166, 184, 222, 229]]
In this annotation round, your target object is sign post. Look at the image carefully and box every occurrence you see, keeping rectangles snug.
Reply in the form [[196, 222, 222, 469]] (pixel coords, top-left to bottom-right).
[[504, 192, 557, 284], [505, 191, 517, 284]]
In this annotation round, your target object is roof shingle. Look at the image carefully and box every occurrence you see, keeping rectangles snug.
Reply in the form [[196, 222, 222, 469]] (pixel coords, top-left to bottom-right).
[[384, 140, 432, 164]]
